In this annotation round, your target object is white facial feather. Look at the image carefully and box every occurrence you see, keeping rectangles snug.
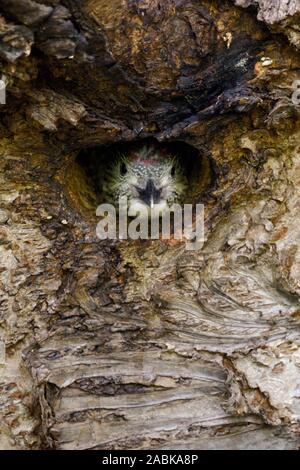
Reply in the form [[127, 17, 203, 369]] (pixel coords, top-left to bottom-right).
[[102, 146, 187, 215]]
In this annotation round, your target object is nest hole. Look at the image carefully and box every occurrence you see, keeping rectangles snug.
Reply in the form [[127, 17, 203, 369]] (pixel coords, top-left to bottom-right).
[[64, 139, 213, 220]]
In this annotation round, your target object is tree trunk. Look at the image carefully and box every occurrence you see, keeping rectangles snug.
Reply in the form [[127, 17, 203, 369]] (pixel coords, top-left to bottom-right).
[[0, 0, 299, 450]]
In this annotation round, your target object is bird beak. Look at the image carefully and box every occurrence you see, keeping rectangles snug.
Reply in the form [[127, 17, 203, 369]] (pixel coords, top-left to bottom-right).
[[136, 179, 162, 208]]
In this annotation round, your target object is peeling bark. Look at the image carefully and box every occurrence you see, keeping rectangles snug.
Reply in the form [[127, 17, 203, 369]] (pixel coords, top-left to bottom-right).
[[234, 0, 300, 49]]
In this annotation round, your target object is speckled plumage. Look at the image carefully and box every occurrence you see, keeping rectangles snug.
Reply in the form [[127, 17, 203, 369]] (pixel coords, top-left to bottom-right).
[[101, 145, 187, 216]]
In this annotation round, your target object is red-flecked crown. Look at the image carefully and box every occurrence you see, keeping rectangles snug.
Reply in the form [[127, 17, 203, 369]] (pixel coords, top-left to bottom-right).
[[129, 145, 169, 166]]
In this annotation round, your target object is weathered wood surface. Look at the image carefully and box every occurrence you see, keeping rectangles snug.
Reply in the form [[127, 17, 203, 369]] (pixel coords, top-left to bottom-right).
[[0, 0, 299, 449], [235, 0, 300, 48]]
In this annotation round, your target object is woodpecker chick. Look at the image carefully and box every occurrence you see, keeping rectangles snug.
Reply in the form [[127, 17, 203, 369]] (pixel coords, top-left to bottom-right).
[[101, 145, 187, 217]]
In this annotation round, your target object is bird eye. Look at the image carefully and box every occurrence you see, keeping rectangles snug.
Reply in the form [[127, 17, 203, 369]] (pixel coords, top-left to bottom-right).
[[171, 165, 176, 177], [120, 162, 127, 176]]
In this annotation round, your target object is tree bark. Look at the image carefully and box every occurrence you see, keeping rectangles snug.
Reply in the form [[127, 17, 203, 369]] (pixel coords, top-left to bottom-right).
[[0, 0, 299, 450]]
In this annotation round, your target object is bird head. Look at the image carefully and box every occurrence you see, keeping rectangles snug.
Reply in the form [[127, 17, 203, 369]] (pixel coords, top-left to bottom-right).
[[102, 145, 187, 216]]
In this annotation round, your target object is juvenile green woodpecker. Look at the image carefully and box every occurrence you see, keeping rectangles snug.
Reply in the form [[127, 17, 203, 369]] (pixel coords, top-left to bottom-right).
[[101, 145, 187, 217]]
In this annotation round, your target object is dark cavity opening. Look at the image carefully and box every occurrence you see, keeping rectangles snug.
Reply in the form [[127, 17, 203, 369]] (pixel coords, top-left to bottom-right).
[[75, 138, 212, 209]]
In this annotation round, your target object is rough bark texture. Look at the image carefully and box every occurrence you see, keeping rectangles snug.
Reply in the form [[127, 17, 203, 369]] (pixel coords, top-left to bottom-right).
[[0, 0, 299, 450]]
